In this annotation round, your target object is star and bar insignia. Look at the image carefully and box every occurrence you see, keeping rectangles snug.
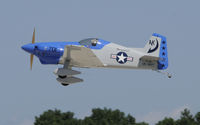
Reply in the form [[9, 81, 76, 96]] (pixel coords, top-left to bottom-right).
[[111, 52, 133, 64]]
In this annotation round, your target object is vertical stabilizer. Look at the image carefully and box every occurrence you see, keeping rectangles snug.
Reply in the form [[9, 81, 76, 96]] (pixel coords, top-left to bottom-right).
[[144, 33, 168, 70]]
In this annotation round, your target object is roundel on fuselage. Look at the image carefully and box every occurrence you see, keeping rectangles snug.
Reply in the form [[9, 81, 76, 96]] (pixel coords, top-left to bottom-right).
[[116, 52, 128, 64]]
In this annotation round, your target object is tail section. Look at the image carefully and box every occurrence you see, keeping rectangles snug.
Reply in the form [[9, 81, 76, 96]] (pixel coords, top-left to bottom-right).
[[144, 33, 168, 70]]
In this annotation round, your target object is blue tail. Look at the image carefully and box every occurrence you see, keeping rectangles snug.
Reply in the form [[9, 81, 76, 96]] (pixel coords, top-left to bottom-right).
[[152, 33, 168, 70]]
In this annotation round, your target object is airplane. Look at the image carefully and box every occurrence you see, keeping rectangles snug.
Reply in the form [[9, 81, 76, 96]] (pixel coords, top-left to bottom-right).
[[21, 29, 171, 86]]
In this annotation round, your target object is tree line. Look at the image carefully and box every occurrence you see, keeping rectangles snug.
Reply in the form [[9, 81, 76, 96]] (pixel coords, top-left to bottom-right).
[[34, 108, 200, 125]]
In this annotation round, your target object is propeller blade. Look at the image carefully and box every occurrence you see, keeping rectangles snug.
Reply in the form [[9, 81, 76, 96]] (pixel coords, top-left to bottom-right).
[[30, 28, 35, 70], [32, 28, 35, 44], [30, 54, 34, 70]]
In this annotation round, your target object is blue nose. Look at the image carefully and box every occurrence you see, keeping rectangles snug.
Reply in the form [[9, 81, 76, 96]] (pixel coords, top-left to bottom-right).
[[21, 43, 35, 54]]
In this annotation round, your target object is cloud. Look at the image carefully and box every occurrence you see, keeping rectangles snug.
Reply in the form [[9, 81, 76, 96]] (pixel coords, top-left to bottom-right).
[[137, 105, 189, 125]]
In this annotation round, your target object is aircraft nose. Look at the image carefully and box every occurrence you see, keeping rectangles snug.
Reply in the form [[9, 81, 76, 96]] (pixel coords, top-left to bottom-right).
[[21, 44, 34, 54]]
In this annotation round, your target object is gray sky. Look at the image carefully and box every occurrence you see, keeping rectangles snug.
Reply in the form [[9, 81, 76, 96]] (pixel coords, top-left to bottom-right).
[[0, 0, 200, 125]]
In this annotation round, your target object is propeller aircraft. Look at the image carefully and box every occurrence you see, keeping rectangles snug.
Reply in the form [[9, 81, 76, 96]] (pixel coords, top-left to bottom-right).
[[21, 29, 171, 86]]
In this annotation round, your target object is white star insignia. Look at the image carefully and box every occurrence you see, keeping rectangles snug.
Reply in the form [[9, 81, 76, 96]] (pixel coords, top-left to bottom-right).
[[117, 53, 126, 62]]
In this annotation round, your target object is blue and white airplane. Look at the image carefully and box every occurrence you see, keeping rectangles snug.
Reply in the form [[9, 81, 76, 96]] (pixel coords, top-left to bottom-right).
[[21, 29, 171, 86]]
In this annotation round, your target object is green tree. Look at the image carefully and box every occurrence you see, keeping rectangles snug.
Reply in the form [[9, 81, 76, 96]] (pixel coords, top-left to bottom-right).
[[195, 112, 200, 125], [34, 108, 149, 125], [34, 108, 200, 125], [34, 109, 79, 125], [136, 122, 149, 125], [175, 108, 196, 125], [85, 108, 136, 125], [156, 117, 175, 125]]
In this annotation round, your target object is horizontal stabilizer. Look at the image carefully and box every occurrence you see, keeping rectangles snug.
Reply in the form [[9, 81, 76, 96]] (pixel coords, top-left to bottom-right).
[[56, 76, 83, 84], [54, 68, 81, 76], [138, 55, 160, 69], [140, 55, 161, 61]]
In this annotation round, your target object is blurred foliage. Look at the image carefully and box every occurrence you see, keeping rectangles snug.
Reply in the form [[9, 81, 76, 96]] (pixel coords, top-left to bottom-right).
[[156, 109, 200, 125], [34, 108, 200, 125]]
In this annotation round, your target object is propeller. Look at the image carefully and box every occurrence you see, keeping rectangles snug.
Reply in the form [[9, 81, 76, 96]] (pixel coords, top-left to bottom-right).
[[30, 28, 35, 70], [30, 54, 34, 70]]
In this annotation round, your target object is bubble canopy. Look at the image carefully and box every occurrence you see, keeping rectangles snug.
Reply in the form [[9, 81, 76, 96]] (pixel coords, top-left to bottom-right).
[[79, 38, 111, 49], [79, 38, 99, 46]]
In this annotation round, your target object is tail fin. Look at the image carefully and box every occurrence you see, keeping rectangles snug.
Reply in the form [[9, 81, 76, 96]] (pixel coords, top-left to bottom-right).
[[144, 33, 168, 70]]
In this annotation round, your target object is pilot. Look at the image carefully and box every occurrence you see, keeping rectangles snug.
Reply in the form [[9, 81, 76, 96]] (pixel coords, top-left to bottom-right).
[[91, 39, 98, 46]]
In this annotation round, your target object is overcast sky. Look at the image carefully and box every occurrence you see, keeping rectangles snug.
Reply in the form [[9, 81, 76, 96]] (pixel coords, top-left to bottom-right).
[[0, 0, 200, 125]]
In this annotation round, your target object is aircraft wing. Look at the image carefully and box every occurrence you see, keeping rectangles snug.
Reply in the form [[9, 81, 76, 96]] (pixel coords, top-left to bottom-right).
[[61, 45, 103, 68], [55, 45, 104, 85]]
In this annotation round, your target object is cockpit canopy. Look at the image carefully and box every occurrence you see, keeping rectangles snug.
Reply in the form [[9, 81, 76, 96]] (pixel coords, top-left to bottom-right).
[[79, 38, 111, 49], [79, 38, 99, 47]]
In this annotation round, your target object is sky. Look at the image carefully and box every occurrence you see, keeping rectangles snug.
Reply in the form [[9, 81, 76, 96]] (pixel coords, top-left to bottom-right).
[[0, 0, 200, 125]]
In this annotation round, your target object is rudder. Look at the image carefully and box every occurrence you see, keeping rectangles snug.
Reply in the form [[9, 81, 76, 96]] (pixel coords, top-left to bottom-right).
[[144, 33, 168, 70]]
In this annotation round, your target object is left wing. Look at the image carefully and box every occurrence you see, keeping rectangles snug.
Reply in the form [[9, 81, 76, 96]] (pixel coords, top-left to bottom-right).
[[60, 45, 103, 68], [54, 45, 103, 86]]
